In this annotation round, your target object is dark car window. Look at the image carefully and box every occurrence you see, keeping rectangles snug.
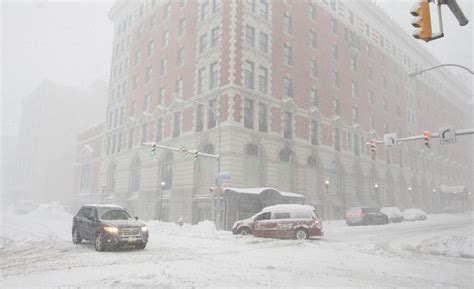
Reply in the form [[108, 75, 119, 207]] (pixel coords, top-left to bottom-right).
[[77, 207, 87, 217], [254, 212, 271, 221], [273, 212, 291, 219], [100, 209, 133, 220], [83, 207, 97, 220]]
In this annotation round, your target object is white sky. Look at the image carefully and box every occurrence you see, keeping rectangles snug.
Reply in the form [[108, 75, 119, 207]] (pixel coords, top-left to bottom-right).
[[1, 0, 473, 136]]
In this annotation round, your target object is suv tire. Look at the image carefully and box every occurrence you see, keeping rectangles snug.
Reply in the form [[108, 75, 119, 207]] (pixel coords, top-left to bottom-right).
[[72, 228, 82, 244], [239, 227, 251, 236], [95, 233, 106, 252], [294, 228, 309, 240], [136, 243, 146, 250]]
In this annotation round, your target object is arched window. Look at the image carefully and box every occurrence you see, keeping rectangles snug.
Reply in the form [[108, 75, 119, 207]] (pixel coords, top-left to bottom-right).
[[305, 157, 319, 200], [245, 143, 259, 156], [243, 143, 262, 187], [129, 158, 141, 194], [279, 147, 292, 162], [278, 147, 294, 191], [162, 152, 173, 190]]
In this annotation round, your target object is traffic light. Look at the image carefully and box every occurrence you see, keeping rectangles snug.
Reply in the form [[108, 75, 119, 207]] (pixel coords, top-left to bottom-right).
[[370, 139, 377, 155], [423, 130, 431, 148], [151, 143, 157, 157], [194, 150, 199, 161], [410, 0, 432, 42]]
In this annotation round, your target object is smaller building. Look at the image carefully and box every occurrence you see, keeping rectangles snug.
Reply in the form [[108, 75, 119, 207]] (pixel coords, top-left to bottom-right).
[[223, 187, 304, 230], [72, 123, 104, 212]]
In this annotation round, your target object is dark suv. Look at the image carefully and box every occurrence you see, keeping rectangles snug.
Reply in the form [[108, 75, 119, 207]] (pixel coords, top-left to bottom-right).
[[72, 204, 149, 251], [345, 207, 389, 226]]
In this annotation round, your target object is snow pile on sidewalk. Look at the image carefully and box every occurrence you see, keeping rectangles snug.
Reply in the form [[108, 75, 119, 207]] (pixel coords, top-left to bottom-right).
[[418, 235, 474, 258], [25, 202, 72, 220]]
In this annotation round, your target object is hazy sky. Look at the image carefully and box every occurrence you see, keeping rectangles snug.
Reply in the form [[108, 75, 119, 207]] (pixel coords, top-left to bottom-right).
[[1, 0, 473, 136]]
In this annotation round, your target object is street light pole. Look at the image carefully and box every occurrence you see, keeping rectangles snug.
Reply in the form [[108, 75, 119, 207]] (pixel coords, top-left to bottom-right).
[[176, 97, 222, 229], [408, 63, 474, 77], [101, 184, 106, 203], [159, 181, 166, 221], [374, 183, 379, 205], [324, 179, 330, 221], [408, 186, 413, 206]]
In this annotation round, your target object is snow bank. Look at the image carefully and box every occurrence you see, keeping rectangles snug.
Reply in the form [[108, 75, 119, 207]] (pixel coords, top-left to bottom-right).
[[25, 202, 72, 220], [418, 235, 474, 258]]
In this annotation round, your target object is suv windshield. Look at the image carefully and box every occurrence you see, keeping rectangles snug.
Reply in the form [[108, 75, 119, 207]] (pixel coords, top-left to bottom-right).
[[99, 209, 133, 220]]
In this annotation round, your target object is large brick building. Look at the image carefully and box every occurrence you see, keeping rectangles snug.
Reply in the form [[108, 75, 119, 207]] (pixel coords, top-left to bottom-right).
[[94, 0, 472, 224]]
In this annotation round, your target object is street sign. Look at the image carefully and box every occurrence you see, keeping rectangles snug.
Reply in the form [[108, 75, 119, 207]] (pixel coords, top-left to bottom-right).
[[179, 146, 189, 157], [218, 171, 231, 181], [384, 133, 398, 149], [439, 126, 456, 144]]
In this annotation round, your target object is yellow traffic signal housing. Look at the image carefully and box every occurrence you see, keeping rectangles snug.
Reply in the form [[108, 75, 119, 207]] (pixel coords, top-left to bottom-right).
[[411, 0, 432, 41]]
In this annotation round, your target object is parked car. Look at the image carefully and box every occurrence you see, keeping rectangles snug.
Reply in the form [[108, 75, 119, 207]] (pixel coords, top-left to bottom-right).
[[72, 204, 149, 251], [345, 207, 389, 226], [403, 208, 427, 221], [380, 207, 404, 223], [231, 204, 323, 240]]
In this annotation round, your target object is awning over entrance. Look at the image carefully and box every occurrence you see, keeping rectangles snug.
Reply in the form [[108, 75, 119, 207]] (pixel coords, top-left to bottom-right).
[[440, 185, 466, 194], [223, 187, 304, 199]]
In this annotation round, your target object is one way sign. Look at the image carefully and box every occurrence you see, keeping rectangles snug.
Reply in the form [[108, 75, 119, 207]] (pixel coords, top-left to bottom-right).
[[384, 133, 398, 149], [439, 126, 456, 145]]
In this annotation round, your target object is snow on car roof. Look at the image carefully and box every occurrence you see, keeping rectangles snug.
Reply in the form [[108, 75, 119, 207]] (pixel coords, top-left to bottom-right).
[[262, 204, 315, 212], [84, 204, 123, 208]]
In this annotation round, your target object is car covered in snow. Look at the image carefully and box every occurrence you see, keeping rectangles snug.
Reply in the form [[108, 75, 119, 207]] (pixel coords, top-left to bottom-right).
[[402, 208, 427, 221], [72, 204, 149, 251], [231, 204, 323, 240], [345, 207, 389, 226], [380, 207, 404, 223]]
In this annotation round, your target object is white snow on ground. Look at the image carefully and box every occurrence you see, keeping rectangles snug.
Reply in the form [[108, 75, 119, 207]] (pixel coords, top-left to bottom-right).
[[1, 204, 473, 288]]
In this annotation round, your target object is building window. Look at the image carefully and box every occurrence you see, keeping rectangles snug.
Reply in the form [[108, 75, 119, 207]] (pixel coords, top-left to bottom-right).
[[128, 128, 134, 149], [260, 0, 268, 18], [311, 120, 319, 145], [162, 29, 169, 47], [350, 56, 357, 72], [160, 57, 167, 76], [331, 17, 337, 34], [383, 95, 388, 111], [141, 123, 148, 143], [284, 44, 292, 65], [147, 40, 154, 56], [351, 80, 357, 97], [178, 17, 186, 37], [129, 158, 141, 193], [120, 106, 124, 124], [369, 113, 375, 130], [173, 112, 181, 137], [353, 134, 359, 156], [130, 101, 135, 117], [213, 0, 221, 13], [333, 98, 340, 116], [246, 0, 255, 12], [159, 87, 165, 104], [150, 14, 156, 30], [245, 25, 255, 47], [201, 1, 209, 20], [259, 32, 268, 52], [368, 64, 373, 80], [177, 47, 184, 66], [382, 75, 387, 89], [309, 3, 316, 20], [209, 62, 218, 89], [244, 97, 254, 129], [310, 59, 318, 78], [283, 14, 292, 34], [352, 105, 359, 123], [175, 78, 183, 97], [211, 26, 220, 48], [244, 61, 254, 89], [347, 132, 352, 150], [259, 102, 267, 132], [133, 75, 139, 90], [143, 93, 149, 111], [117, 133, 122, 153], [134, 49, 141, 65], [199, 33, 207, 53], [156, 118, 163, 142], [259, 66, 267, 93], [196, 105, 204, 132], [369, 89, 374, 105], [80, 163, 91, 191], [198, 67, 206, 94], [332, 70, 339, 88], [208, 99, 217, 128], [331, 44, 338, 60], [310, 89, 318, 109], [284, 77, 292, 98], [334, 127, 340, 151], [309, 31, 317, 48], [283, 111, 293, 139], [145, 66, 152, 83]]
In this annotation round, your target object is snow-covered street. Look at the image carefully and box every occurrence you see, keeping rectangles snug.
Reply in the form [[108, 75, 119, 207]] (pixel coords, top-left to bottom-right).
[[1, 205, 473, 288]]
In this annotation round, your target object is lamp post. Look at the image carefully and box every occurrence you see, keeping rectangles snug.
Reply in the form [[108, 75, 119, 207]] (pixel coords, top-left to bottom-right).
[[176, 97, 222, 229], [101, 184, 106, 203], [374, 183, 379, 205], [408, 186, 413, 206], [324, 179, 330, 221], [408, 64, 473, 78], [159, 181, 166, 221]]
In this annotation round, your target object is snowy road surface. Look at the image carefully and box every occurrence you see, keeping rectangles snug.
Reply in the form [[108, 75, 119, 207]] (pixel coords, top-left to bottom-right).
[[1, 205, 473, 288]]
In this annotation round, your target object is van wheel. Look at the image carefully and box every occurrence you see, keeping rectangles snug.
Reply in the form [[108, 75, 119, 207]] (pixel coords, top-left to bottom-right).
[[95, 233, 105, 252], [239, 227, 251, 236], [294, 229, 309, 240], [72, 228, 82, 244]]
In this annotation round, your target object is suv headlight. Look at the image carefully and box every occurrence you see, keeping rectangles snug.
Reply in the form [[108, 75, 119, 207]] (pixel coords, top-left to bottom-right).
[[104, 226, 118, 234], [141, 226, 148, 232]]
